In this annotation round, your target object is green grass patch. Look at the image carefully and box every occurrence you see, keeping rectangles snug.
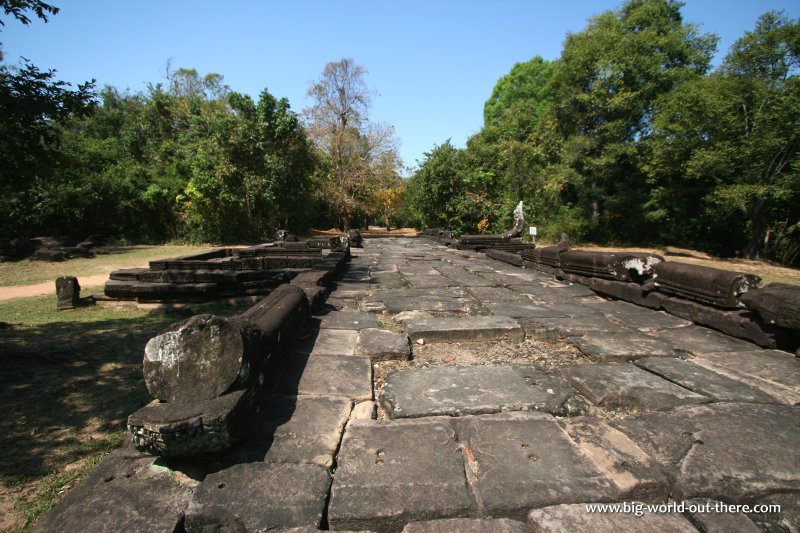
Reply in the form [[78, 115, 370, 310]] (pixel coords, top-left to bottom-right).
[[0, 245, 210, 287], [0, 288, 254, 531]]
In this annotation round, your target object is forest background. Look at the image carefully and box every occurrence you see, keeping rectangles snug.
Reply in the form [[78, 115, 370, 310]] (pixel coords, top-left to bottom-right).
[[1, 0, 799, 264]]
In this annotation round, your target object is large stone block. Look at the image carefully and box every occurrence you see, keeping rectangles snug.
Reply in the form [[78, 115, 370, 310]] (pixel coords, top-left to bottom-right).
[[457, 412, 616, 520], [276, 352, 372, 401], [29, 448, 192, 533], [355, 328, 411, 361], [612, 403, 800, 502], [561, 250, 663, 282], [741, 282, 800, 329], [380, 365, 585, 419], [55, 275, 80, 310], [185, 462, 331, 532], [561, 363, 710, 411], [653, 261, 761, 309], [404, 316, 523, 343], [527, 503, 697, 532], [328, 418, 477, 532], [569, 331, 685, 362]]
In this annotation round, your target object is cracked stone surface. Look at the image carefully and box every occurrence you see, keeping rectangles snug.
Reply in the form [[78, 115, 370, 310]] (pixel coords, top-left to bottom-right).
[[34, 237, 800, 533]]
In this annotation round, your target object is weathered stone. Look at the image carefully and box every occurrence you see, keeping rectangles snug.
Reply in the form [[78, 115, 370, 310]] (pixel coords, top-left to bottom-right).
[[29, 448, 191, 533], [55, 275, 80, 310], [380, 365, 584, 419], [319, 311, 380, 330], [374, 295, 468, 313], [589, 278, 667, 309], [403, 518, 530, 533], [748, 493, 800, 533], [561, 250, 663, 282], [356, 328, 411, 361], [109, 267, 148, 281], [404, 316, 523, 343], [685, 499, 762, 533], [276, 352, 372, 401], [741, 282, 800, 329], [127, 390, 252, 457], [612, 402, 800, 502], [595, 299, 692, 331], [484, 303, 567, 318], [527, 503, 697, 532], [31, 248, 66, 261], [485, 249, 524, 267], [561, 363, 710, 411], [519, 316, 631, 341], [328, 418, 476, 532], [405, 274, 455, 289], [348, 401, 377, 425], [185, 463, 331, 532], [690, 349, 800, 404], [635, 356, 777, 403], [649, 325, 761, 355], [661, 297, 782, 348], [467, 286, 532, 303], [569, 331, 685, 362], [653, 261, 761, 309], [457, 411, 616, 520], [559, 416, 669, 501], [293, 327, 358, 356]]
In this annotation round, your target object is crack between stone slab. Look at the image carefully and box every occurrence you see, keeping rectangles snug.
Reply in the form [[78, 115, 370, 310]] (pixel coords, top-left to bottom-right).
[[452, 427, 486, 517]]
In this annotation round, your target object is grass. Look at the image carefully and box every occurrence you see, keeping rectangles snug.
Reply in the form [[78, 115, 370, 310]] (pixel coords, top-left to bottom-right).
[[0, 284, 253, 531], [0, 245, 210, 287]]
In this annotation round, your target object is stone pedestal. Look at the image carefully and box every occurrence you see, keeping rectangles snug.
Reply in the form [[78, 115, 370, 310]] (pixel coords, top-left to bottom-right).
[[56, 276, 80, 310]]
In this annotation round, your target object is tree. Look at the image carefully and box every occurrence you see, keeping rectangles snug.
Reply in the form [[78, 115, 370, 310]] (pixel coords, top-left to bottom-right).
[[405, 140, 467, 230], [303, 58, 400, 230]]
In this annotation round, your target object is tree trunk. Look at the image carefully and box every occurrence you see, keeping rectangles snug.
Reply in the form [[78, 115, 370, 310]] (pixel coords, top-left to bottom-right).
[[745, 199, 767, 259]]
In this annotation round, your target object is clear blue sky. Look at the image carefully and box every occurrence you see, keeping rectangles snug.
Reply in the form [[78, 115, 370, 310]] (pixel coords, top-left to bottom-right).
[[3, 1, 798, 171]]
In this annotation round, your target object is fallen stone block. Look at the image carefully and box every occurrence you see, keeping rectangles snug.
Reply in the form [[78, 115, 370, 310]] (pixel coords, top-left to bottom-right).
[[527, 503, 697, 532], [328, 418, 477, 532], [653, 261, 761, 309], [109, 267, 148, 281], [612, 402, 800, 502], [740, 282, 800, 330], [661, 297, 783, 348], [561, 250, 663, 282], [404, 316, 523, 343], [31, 248, 66, 262], [184, 463, 331, 532], [380, 365, 587, 419], [28, 447, 192, 533], [635, 357, 778, 403], [561, 363, 710, 411]]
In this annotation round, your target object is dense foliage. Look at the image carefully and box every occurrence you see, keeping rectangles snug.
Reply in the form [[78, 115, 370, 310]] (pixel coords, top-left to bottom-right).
[[405, 0, 800, 264]]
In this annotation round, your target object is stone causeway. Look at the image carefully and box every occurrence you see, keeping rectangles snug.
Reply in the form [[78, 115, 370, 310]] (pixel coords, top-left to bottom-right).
[[33, 237, 799, 532]]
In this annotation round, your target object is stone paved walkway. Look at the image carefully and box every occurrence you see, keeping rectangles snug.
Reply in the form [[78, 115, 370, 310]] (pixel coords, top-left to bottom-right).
[[33, 238, 800, 533]]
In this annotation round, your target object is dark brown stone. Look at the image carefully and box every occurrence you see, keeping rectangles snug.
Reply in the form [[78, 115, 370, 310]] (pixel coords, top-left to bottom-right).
[[561, 250, 663, 282], [589, 278, 667, 310], [653, 261, 761, 309], [740, 282, 800, 330], [55, 276, 80, 310]]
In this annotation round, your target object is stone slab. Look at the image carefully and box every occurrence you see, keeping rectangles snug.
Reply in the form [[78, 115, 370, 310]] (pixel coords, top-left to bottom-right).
[[404, 316, 523, 343], [405, 274, 455, 289], [356, 328, 411, 361], [467, 287, 532, 303], [403, 518, 530, 532], [276, 352, 372, 401], [559, 416, 669, 501], [226, 394, 351, 468], [318, 311, 380, 330], [328, 418, 476, 532], [184, 462, 330, 532], [457, 412, 616, 520], [569, 331, 685, 362], [518, 316, 630, 341], [686, 499, 762, 533], [293, 327, 358, 356], [527, 503, 697, 532], [649, 325, 761, 355], [29, 448, 192, 533], [612, 402, 800, 502], [380, 365, 584, 419], [374, 295, 468, 313], [596, 300, 692, 331], [484, 303, 568, 318], [634, 357, 777, 403], [561, 363, 710, 411], [691, 350, 800, 404]]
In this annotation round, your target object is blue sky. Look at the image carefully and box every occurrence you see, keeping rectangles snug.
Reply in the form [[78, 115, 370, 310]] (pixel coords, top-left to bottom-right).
[[3, 1, 799, 171]]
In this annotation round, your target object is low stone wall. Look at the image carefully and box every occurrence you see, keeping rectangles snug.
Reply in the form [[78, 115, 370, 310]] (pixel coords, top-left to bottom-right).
[[482, 239, 800, 353]]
